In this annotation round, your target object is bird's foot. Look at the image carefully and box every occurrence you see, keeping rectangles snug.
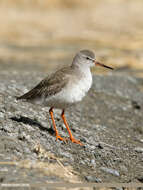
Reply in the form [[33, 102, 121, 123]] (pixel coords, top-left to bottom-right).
[[70, 137, 84, 146], [55, 134, 84, 146], [56, 134, 68, 143]]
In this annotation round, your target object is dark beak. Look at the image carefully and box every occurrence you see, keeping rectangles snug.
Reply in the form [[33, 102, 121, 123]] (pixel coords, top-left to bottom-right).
[[95, 61, 114, 70]]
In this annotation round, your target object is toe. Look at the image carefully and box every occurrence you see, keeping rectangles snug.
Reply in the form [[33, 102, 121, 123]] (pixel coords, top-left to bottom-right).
[[56, 135, 68, 143], [70, 138, 84, 146]]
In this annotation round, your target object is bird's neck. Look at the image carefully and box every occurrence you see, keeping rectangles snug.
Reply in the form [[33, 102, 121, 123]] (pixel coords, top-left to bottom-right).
[[71, 63, 91, 76]]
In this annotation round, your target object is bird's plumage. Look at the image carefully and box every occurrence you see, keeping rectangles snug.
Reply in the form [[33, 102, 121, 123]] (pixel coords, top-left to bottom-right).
[[17, 67, 73, 100], [17, 49, 113, 108], [80, 49, 95, 59], [16, 49, 113, 145], [17, 50, 95, 104], [17, 64, 92, 108]]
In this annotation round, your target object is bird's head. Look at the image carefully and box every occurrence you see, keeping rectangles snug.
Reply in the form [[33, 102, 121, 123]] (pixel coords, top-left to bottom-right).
[[72, 49, 113, 70]]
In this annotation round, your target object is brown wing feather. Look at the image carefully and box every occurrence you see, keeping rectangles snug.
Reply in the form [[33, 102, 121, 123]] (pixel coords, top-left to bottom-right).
[[17, 67, 72, 100]]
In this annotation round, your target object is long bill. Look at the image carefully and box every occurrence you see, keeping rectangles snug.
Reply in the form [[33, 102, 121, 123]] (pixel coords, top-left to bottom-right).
[[95, 61, 114, 70]]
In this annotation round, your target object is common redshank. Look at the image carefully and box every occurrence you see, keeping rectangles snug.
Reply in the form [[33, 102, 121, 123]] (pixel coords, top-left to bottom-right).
[[17, 50, 113, 146]]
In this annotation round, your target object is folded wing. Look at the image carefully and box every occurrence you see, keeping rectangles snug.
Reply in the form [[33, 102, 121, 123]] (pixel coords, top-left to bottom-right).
[[17, 67, 71, 100]]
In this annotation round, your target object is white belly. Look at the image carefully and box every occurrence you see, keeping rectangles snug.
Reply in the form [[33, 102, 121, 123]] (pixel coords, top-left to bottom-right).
[[44, 70, 92, 109]]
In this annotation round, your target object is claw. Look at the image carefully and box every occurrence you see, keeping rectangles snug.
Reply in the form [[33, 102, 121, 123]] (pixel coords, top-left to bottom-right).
[[56, 134, 68, 143], [56, 135, 83, 146], [70, 137, 84, 146]]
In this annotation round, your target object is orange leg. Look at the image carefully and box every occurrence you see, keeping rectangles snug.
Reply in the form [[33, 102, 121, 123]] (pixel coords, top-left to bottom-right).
[[49, 108, 66, 142], [61, 110, 84, 146]]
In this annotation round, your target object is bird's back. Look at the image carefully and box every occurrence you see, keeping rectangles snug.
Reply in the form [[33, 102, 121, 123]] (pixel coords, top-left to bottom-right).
[[17, 66, 76, 101]]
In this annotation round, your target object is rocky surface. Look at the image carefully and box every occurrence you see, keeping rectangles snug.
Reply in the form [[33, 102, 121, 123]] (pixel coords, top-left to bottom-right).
[[0, 68, 143, 187], [0, 0, 143, 189]]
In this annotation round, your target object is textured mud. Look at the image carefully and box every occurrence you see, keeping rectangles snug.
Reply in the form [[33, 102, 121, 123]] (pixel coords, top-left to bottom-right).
[[0, 66, 143, 187]]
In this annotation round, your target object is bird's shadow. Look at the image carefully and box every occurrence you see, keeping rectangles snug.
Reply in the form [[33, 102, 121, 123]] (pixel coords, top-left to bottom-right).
[[10, 116, 55, 135]]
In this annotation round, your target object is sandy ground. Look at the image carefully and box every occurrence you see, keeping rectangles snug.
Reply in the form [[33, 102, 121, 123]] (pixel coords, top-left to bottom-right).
[[0, 0, 143, 73]]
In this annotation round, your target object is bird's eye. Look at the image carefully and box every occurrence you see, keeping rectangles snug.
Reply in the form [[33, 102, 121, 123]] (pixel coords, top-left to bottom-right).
[[86, 57, 90, 60]]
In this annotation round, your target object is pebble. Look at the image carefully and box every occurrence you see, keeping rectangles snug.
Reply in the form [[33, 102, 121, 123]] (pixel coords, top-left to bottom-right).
[[0, 112, 4, 118], [85, 175, 102, 182], [100, 167, 120, 177], [0, 167, 8, 172], [18, 132, 31, 141], [3, 125, 13, 133], [137, 176, 143, 183], [139, 139, 143, 143], [119, 165, 128, 173], [91, 159, 96, 167], [134, 147, 143, 153]]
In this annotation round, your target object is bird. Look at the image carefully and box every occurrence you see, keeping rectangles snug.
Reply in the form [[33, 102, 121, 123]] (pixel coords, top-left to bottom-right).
[[17, 50, 113, 146]]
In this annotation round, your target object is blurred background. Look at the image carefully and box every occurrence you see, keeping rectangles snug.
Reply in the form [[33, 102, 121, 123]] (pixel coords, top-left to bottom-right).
[[0, 0, 143, 75]]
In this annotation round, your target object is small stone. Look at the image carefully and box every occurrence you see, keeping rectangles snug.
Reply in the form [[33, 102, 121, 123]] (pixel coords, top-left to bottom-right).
[[0, 112, 4, 118], [3, 125, 13, 133], [100, 167, 120, 177], [24, 147, 31, 154], [137, 176, 143, 183], [80, 137, 87, 143], [120, 165, 128, 173], [131, 101, 141, 110], [85, 175, 102, 182], [0, 167, 8, 172], [18, 132, 27, 140], [139, 139, 143, 143], [18, 132, 31, 142], [97, 143, 104, 149], [0, 177, 4, 183], [91, 159, 96, 168], [135, 147, 143, 153]]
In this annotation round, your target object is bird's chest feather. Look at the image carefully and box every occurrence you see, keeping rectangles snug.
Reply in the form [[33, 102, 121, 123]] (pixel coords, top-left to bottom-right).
[[66, 71, 92, 103], [44, 69, 92, 108]]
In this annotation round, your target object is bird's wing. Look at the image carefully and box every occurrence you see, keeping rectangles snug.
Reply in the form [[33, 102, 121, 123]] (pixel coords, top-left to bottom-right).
[[17, 67, 71, 100]]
